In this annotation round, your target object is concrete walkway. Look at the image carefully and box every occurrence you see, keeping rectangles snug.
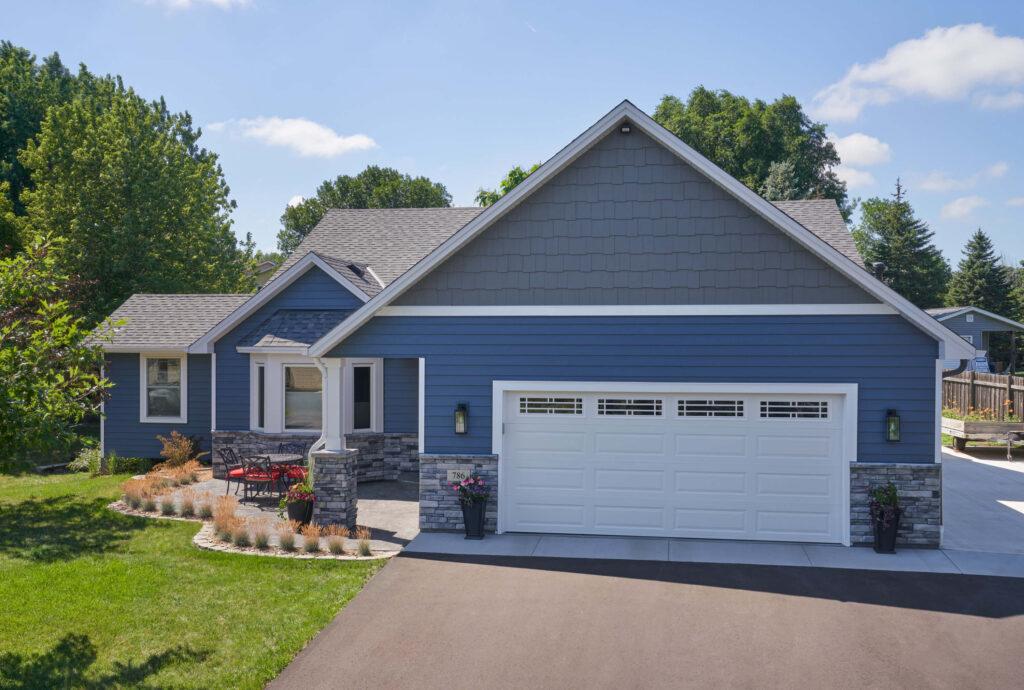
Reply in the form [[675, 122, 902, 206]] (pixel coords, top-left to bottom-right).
[[941, 449, 1024, 554]]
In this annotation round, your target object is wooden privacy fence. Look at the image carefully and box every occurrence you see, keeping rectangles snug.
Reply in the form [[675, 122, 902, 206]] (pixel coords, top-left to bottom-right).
[[942, 371, 1024, 419]]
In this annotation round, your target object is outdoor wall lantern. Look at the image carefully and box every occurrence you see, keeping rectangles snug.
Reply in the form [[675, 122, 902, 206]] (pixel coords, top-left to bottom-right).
[[454, 403, 468, 435], [886, 410, 900, 442]]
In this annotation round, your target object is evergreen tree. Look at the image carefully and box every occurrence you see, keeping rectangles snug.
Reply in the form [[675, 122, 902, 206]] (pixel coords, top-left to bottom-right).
[[945, 229, 1012, 314], [852, 181, 949, 308], [759, 160, 804, 201]]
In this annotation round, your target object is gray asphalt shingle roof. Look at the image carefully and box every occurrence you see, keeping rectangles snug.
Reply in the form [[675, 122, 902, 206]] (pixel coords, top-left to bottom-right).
[[240, 309, 353, 348], [102, 294, 251, 350], [925, 306, 968, 318], [314, 253, 384, 298], [266, 207, 484, 288], [771, 199, 864, 268]]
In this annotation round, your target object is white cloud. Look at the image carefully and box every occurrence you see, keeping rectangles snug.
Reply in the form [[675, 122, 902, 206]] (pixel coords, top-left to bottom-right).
[[205, 121, 225, 132], [827, 132, 891, 166], [986, 161, 1009, 178], [813, 24, 1024, 120], [143, 0, 249, 9], [834, 165, 875, 189], [941, 196, 989, 219], [977, 91, 1024, 109], [1007, 197, 1024, 207], [230, 117, 377, 157], [917, 162, 1009, 191], [287, 195, 304, 208]]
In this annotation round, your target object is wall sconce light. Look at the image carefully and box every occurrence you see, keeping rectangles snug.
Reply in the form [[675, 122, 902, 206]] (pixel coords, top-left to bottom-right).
[[454, 403, 468, 435], [886, 410, 900, 442]]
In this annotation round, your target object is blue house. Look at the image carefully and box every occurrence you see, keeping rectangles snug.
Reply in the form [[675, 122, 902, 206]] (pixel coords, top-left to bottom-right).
[[925, 306, 1024, 373], [99, 101, 973, 547]]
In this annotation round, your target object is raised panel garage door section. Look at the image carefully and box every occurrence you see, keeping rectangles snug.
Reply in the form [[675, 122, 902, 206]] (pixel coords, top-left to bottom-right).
[[502, 391, 846, 543]]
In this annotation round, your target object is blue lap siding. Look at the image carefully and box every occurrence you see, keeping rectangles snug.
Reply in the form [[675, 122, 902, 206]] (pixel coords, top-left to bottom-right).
[[103, 353, 213, 458], [384, 358, 419, 432], [215, 266, 365, 430], [328, 314, 939, 464]]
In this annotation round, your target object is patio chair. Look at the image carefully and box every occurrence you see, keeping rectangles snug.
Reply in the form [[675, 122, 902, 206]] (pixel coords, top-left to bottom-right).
[[218, 448, 244, 496], [240, 456, 280, 502], [277, 442, 310, 487]]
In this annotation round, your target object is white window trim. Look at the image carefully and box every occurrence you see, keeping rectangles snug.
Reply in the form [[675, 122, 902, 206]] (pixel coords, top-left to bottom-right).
[[283, 363, 324, 433], [962, 335, 974, 344], [139, 353, 188, 424], [249, 355, 323, 436], [343, 358, 384, 434], [490, 380, 857, 546]]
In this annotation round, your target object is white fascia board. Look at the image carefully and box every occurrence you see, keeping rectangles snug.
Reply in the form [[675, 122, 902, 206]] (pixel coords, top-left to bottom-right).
[[378, 304, 897, 317], [236, 345, 309, 354], [103, 346, 189, 353], [935, 306, 1024, 332], [309, 99, 974, 361], [189, 252, 368, 354]]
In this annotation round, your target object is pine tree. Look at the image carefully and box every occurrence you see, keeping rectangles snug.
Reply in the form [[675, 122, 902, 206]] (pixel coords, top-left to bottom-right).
[[759, 160, 804, 201], [852, 181, 950, 308], [945, 229, 1012, 314]]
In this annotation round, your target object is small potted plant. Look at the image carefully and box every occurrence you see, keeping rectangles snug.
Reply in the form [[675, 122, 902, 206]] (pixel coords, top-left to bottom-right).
[[868, 481, 901, 554], [449, 474, 490, 540], [280, 478, 316, 526]]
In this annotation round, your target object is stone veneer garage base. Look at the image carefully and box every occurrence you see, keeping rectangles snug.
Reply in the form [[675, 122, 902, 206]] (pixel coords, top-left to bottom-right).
[[850, 461, 941, 547], [419, 455, 498, 532]]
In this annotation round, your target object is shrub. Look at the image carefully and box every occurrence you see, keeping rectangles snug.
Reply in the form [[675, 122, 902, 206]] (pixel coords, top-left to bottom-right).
[[156, 431, 209, 468], [301, 523, 323, 553], [160, 496, 176, 516], [326, 525, 349, 555], [70, 447, 100, 473], [276, 520, 299, 552], [355, 526, 372, 557], [180, 489, 195, 517]]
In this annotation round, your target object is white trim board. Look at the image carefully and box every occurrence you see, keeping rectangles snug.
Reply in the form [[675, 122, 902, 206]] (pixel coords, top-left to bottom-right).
[[189, 252, 369, 355], [490, 380, 857, 546], [139, 352, 188, 424], [308, 100, 974, 361], [378, 304, 898, 317]]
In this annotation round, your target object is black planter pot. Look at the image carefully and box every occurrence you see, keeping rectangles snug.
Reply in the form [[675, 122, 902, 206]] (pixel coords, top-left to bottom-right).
[[872, 508, 902, 554], [287, 500, 314, 526], [459, 497, 488, 540]]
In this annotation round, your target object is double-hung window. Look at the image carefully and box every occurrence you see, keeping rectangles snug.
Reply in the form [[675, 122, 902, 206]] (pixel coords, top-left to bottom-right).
[[140, 354, 187, 423], [284, 366, 322, 431]]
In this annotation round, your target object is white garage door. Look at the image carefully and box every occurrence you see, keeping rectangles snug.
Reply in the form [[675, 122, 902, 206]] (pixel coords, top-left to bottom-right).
[[501, 389, 847, 543]]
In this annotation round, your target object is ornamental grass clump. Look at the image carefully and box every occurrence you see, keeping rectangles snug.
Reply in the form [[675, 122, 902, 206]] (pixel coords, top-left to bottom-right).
[[213, 495, 238, 539], [301, 523, 323, 553], [179, 488, 195, 517], [160, 496, 177, 516], [196, 491, 214, 520], [251, 518, 270, 550], [326, 525, 349, 555], [355, 526, 372, 557], [122, 479, 145, 509], [276, 520, 298, 552], [230, 518, 251, 548]]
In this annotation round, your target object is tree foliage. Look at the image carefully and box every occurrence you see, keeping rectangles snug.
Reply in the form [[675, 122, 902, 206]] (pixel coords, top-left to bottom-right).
[[475, 163, 540, 206], [0, 237, 115, 471], [853, 181, 950, 308], [18, 78, 254, 324], [653, 87, 850, 218], [759, 160, 803, 201], [278, 166, 452, 253], [946, 229, 1012, 315]]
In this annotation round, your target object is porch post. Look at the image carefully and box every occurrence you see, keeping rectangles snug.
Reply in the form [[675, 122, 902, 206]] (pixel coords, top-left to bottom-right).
[[320, 357, 344, 452]]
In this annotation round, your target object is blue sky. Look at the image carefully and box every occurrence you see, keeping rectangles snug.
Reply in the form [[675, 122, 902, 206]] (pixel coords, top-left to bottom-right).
[[4, 0, 1023, 263]]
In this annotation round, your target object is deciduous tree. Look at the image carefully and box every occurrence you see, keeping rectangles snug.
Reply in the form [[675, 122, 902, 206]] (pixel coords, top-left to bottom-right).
[[475, 164, 540, 206]]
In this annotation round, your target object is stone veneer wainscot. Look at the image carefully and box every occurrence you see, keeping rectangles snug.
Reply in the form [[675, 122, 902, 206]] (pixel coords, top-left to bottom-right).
[[345, 432, 419, 481], [211, 431, 318, 478], [850, 461, 941, 547], [311, 449, 358, 529], [419, 455, 498, 532]]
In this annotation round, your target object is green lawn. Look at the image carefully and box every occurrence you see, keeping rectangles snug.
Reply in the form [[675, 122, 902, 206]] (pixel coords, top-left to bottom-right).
[[0, 472, 383, 689]]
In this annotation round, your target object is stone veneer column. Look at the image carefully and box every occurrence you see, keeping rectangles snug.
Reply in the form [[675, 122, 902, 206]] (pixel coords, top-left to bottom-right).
[[311, 449, 358, 529], [850, 461, 941, 547], [419, 454, 498, 532]]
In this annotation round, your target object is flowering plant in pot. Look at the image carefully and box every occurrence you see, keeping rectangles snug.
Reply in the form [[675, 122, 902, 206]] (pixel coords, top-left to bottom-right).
[[868, 481, 901, 554], [448, 474, 490, 540], [279, 478, 316, 525]]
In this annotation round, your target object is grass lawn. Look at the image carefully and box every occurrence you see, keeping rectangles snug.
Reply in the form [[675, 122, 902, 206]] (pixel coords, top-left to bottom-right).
[[0, 472, 383, 689]]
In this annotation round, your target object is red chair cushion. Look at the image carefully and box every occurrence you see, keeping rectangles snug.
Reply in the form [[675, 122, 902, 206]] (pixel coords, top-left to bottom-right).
[[285, 466, 307, 479], [244, 470, 278, 481], [227, 468, 244, 478]]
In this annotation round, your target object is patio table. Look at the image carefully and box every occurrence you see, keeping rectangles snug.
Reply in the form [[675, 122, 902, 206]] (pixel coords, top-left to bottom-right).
[[261, 453, 304, 466]]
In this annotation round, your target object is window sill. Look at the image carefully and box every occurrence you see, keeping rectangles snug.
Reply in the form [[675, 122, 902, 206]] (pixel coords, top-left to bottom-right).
[[140, 416, 188, 424]]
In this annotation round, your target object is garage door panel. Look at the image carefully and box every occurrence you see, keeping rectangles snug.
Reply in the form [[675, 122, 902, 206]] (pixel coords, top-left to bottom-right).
[[673, 470, 747, 495], [503, 390, 845, 543]]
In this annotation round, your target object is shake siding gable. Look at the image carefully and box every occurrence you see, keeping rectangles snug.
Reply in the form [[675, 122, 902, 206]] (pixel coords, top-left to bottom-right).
[[328, 314, 939, 464], [395, 129, 874, 307], [215, 266, 365, 431], [104, 353, 212, 458]]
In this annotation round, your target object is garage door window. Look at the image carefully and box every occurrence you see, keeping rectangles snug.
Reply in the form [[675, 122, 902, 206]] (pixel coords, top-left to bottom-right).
[[759, 400, 829, 419], [519, 397, 583, 415], [677, 399, 744, 418], [597, 398, 663, 416]]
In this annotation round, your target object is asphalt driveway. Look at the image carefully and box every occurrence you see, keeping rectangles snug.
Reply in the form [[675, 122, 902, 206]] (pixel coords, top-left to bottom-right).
[[270, 554, 1024, 690]]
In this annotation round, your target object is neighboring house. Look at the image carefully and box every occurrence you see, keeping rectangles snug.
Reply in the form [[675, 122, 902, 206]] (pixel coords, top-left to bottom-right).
[[98, 101, 973, 548], [926, 306, 1024, 372], [250, 260, 279, 287]]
